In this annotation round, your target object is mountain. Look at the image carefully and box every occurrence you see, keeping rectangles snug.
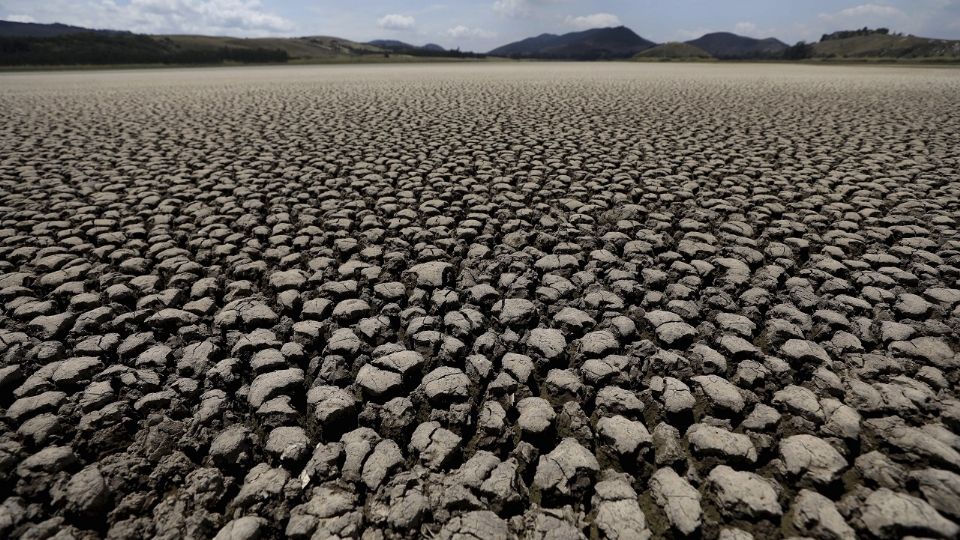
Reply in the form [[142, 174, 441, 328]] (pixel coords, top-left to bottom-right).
[[1, 32, 291, 66], [0, 19, 127, 38], [0, 19, 484, 66], [812, 32, 960, 59], [634, 42, 712, 60], [0, 21, 393, 66], [0, 27, 387, 66], [685, 32, 787, 59], [489, 26, 655, 59], [6, 19, 957, 67], [367, 40, 445, 52], [187, 35, 384, 58], [367, 39, 414, 49]]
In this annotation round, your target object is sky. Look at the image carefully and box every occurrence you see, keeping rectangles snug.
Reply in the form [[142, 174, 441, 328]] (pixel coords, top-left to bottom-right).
[[2, 0, 959, 52]]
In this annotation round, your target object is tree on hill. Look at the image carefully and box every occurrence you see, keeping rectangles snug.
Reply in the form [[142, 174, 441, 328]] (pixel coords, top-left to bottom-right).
[[0, 32, 289, 65], [783, 41, 813, 59], [821, 28, 890, 42]]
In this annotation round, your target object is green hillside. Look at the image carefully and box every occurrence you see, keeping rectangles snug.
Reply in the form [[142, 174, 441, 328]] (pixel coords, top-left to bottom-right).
[[0, 32, 291, 66], [160, 35, 384, 60], [812, 33, 960, 59], [488, 26, 655, 59], [634, 42, 713, 60], [0, 28, 487, 67]]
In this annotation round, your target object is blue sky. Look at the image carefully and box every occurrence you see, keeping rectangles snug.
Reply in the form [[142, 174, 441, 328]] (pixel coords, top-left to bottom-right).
[[3, 1, 959, 51]]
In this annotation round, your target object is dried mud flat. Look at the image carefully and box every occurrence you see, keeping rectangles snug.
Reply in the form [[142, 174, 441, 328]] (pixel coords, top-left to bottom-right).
[[1, 63, 959, 539]]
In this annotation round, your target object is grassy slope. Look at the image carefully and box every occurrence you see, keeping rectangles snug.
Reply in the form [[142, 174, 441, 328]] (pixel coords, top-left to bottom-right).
[[159, 35, 385, 60], [8, 29, 960, 69], [813, 34, 960, 58], [156, 35, 494, 63], [634, 42, 713, 60]]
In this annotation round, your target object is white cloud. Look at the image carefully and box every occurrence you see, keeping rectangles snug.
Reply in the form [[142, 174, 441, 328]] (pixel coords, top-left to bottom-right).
[[5, 14, 36, 23], [0, 0, 294, 36], [129, 0, 292, 34], [377, 13, 415, 31], [818, 3, 907, 23], [446, 24, 496, 39], [675, 27, 711, 40], [734, 21, 758, 35], [493, 0, 564, 18], [493, 0, 525, 17], [564, 12, 621, 30]]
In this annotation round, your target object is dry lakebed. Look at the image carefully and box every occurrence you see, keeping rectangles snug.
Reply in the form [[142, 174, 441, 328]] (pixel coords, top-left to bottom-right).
[[0, 63, 959, 539]]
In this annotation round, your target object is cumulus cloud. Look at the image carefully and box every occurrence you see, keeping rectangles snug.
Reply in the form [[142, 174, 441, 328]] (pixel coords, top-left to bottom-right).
[[377, 13, 415, 31], [446, 24, 496, 39], [493, 0, 524, 17], [493, 0, 564, 18], [818, 3, 907, 23], [675, 27, 711, 40], [0, 0, 294, 36], [564, 13, 621, 30], [127, 0, 293, 34], [734, 21, 758, 35], [4, 14, 36, 23]]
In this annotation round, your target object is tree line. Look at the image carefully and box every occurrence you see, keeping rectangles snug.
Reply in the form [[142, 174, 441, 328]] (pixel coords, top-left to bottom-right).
[[784, 28, 899, 60], [382, 47, 486, 59], [821, 28, 891, 42], [0, 33, 288, 66]]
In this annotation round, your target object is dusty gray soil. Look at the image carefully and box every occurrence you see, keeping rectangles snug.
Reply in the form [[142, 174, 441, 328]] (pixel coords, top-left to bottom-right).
[[1, 63, 959, 539]]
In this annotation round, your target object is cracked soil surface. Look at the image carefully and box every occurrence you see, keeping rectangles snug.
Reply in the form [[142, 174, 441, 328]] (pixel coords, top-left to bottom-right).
[[1, 63, 959, 539]]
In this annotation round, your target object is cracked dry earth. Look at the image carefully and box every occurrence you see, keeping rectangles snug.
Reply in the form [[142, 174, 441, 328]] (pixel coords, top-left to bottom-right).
[[0, 63, 959, 540]]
